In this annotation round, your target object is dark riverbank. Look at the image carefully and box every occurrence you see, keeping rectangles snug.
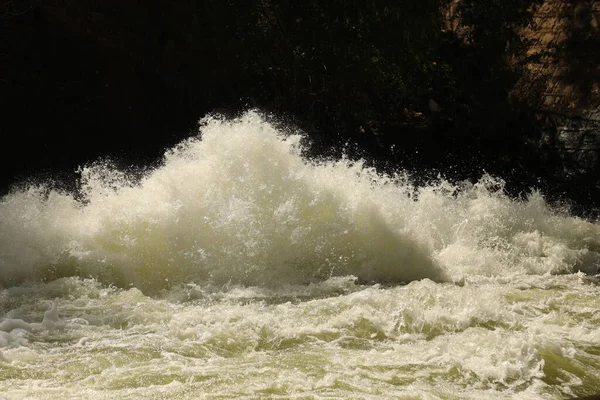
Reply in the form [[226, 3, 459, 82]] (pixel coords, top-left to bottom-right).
[[2, 0, 598, 217]]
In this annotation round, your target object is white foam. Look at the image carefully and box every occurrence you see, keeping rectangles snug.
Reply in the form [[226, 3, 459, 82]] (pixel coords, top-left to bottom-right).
[[0, 111, 598, 293], [0, 273, 598, 398]]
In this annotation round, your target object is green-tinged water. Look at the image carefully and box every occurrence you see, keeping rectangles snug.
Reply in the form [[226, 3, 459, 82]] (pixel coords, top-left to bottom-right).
[[1, 112, 599, 399], [2, 275, 600, 399]]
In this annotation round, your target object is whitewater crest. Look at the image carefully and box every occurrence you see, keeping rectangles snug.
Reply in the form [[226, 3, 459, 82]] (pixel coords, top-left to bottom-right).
[[0, 111, 599, 292]]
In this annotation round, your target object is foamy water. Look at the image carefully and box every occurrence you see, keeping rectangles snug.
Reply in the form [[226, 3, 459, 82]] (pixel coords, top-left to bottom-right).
[[1, 111, 599, 399]]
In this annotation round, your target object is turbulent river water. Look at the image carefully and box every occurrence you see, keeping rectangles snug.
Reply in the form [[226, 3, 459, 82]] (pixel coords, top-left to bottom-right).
[[1, 112, 599, 399]]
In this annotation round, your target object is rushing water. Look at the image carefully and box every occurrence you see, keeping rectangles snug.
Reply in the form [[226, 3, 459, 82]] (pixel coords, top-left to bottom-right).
[[1, 112, 599, 399]]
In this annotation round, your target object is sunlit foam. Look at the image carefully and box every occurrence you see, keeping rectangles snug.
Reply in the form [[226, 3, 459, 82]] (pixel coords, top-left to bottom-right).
[[0, 111, 598, 293]]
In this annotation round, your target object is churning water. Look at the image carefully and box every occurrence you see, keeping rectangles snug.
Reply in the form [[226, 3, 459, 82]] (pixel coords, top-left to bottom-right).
[[1, 111, 599, 399]]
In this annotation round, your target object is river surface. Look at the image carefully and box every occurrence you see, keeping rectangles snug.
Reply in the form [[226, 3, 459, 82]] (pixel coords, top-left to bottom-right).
[[1, 112, 599, 399]]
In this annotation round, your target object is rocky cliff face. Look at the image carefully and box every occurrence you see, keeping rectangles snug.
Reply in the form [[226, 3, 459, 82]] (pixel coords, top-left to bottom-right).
[[516, 0, 600, 208], [442, 0, 599, 214]]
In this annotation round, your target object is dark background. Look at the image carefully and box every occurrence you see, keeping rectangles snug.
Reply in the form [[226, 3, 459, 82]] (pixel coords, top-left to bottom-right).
[[1, 0, 599, 217]]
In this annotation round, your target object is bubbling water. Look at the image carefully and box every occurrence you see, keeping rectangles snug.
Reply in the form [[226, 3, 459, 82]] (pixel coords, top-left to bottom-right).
[[0, 111, 598, 293], [2, 111, 600, 399]]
